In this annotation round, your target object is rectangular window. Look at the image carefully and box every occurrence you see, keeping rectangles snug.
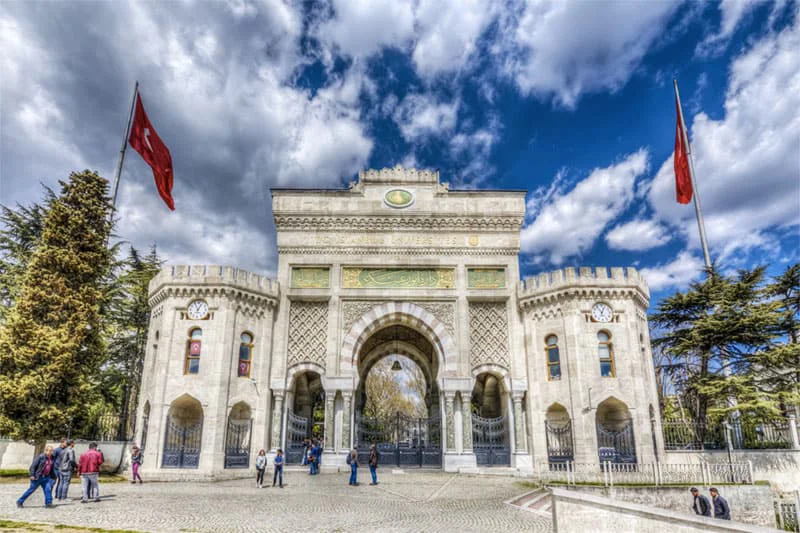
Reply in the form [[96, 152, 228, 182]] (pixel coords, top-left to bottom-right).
[[238, 345, 251, 378], [185, 340, 201, 374], [547, 347, 561, 380]]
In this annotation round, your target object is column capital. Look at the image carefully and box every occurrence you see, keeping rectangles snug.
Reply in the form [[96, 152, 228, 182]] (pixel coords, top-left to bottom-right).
[[272, 390, 286, 400], [511, 391, 525, 402], [444, 391, 457, 401]]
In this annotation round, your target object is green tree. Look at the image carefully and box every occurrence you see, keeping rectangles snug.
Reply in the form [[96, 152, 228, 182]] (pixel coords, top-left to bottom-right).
[[0, 188, 55, 323], [103, 245, 162, 438], [363, 356, 428, 422], [0, 170, 113, 443]]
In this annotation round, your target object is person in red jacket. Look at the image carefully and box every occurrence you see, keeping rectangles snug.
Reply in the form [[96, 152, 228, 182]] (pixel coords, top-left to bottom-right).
[[78, 442, 103, 503]]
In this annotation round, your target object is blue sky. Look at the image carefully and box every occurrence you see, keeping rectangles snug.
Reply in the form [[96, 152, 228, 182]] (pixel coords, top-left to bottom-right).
[[1, 0, 798, 306]]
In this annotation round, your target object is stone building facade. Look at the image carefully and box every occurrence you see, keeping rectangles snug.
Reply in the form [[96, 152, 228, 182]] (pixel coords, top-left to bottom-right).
[[136, 166, 663, 478]]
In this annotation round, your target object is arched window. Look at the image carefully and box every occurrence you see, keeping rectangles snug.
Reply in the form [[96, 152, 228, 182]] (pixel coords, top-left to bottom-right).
[[238, 332, 253, 378], [598, 331, 615, 377], [545, 335, 560, 381], [185, 328, 202, 374]]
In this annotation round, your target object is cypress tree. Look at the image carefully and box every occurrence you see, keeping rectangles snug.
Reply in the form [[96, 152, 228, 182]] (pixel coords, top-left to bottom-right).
[[0, 170, 113, 443]]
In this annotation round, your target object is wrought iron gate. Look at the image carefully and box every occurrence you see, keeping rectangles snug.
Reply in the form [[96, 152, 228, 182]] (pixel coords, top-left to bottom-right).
[[162, 416, 203, 468], [285, 412, 309, 464], [473, 414, 510, 466], [224, 418, 252, 468], [545, 420, 574, 464], [356, 412, 441, 468], [597, 420, 637, 464]]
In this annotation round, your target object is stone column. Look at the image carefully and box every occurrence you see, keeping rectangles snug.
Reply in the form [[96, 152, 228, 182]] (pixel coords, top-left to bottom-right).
[[342, 392, 352, 450], [461, 391, 473, 452], [788, 413, 800, 450], [270, 392, 284, 452], [324, 392, 335, 452], [445, 393, 456, 452], [513, 393, 527, 452]]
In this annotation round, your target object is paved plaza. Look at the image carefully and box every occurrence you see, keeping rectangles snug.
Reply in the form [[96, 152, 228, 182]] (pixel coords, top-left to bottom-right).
[[2, 470, 552, 532]]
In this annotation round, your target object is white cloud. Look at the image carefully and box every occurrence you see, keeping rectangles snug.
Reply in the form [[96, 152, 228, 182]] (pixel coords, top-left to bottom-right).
[[393, 94, 459, 142], [520, 149, 649, 264], [500, 1, 679, 108], [606, 218, 671, 251], [317, 0, 415, 59], [639, 250, 706, 291], [695, 0, 784, 57], [648, 12, 800, 262]]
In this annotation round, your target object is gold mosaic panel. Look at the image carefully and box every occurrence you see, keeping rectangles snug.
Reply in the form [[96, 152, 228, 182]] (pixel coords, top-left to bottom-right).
[[342, 267, 455, 289], [467, 268, 506, 289], [290, 267, 330, 288]]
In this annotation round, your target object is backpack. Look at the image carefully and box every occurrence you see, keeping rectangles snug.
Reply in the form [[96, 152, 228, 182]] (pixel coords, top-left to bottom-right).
[[346, 453, 352, 465]]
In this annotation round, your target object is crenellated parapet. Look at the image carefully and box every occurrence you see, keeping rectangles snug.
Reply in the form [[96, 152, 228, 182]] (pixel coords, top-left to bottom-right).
[[518, 266, 649, 310], [357, 164, 441, 185], [148, 265, 280, 308]]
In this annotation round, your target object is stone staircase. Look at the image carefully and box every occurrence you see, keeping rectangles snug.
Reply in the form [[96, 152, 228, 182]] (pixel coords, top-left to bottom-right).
[[506, 488, 552, 517]]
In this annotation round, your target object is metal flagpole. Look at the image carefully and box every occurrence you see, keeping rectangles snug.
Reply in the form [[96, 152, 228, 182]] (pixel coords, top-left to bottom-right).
[[674, 79, 712, 271], [111, 80, 139, 210]]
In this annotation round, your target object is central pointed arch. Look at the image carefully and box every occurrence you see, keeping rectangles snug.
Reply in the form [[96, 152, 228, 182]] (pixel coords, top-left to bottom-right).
[[340, 302, 456, 385]]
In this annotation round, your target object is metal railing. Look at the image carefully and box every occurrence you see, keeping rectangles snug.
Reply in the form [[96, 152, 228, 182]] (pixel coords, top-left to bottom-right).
[[775, 492, 800, 532], [535, 461, 754, 486], [663, 415, 796, 451]]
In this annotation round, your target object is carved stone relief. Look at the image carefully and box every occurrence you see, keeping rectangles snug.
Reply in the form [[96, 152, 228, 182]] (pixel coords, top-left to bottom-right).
[[469, 302, 510, 369], [287, 301, 328, 368]]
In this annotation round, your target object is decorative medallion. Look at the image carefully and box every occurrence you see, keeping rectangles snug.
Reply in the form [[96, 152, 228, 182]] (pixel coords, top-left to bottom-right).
[[384, 189, 414, 209], [342, 267, 455, 289], [468, 235, 480, 247], [290, 267, 330, 288], [467, 268, 506, 289]]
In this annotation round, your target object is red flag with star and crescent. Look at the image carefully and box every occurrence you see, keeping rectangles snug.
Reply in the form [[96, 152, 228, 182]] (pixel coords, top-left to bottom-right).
[[673, 95, 693, 205], [128, 94, 175, 210]]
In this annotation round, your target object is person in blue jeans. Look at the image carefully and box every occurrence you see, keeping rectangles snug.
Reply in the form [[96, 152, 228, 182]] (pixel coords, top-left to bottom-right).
[[368, 443, 379, 485], [272, 449, 284, 488], [17, 445, 57, 508], [348, 448, 359, 486]]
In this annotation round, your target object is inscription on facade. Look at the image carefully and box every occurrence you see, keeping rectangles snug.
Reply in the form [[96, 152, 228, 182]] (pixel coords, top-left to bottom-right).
[[290, 267, 330, 288], [342, 268, 455, 289], [467, 268, 506, 289], [315, 234, 462, 247]]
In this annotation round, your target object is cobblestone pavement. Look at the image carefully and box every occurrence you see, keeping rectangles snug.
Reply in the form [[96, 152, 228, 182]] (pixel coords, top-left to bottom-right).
[[2, 470, 552, 532]]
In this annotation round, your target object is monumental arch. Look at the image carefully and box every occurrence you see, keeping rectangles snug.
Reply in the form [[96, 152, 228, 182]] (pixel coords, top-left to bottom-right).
[[136, 166, 662, 478]]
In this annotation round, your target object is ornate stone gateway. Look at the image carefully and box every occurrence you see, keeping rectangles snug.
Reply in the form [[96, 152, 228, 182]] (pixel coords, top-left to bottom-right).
[[355, 411, 442, 468], [162, 416, 203, 469], [472, 414, 510, 466]]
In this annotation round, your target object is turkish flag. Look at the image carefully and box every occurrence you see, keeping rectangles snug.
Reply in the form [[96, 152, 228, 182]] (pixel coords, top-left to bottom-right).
[[673, 96, 693, 204], [128, 94, 175, 210]]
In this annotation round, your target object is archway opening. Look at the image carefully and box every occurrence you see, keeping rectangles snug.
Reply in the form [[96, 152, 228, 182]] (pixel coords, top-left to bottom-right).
[[354, 324, 441, 468], [163, 394, 203, 469], [471, 373, 510, 466], [286, 370, 325, 464], [545, 403, 574, 465], [224, 402, 252, 468], [596, 397, 637, 464]]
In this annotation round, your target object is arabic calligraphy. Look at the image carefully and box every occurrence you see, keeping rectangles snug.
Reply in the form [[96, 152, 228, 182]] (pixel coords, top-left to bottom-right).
[[467, 268, 506, 289], [291, 267, 330, 288], [342, 268, 455, 289]]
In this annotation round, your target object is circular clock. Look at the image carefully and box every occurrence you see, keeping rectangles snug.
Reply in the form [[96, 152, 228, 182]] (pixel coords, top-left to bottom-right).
[[591, 303, 613, 323], [187, 300, 209, 320]]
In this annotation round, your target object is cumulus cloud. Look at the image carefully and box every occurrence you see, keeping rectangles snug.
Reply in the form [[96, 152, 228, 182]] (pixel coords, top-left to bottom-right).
[[695, 0, 786, 57], [605, 218, 671, 251], [521, 149, 649, 264], [393, 94, 460, 142], [648, 11, 800, 262], [639, 250, 706, 291]]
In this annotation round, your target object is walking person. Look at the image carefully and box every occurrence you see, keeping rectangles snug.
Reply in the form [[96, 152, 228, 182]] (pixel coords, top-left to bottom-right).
[[347, 448, 359, 486], [55, 440, 76, 501], [301, 439, 309, 466], [710, 487, 731, 520], [78, 442, 103, 503], [255, 449, 266, 488], [272, 448, 284, 488], [368, 443, 380, 485], [16, 445, 58, 508], [690, 487, 710, 517], [51, 438, 68, 498], [130, 445, 143, 484]]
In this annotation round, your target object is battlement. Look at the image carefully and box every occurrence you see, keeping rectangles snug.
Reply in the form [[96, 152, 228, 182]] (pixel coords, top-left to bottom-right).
[[358, 165, 440, 185], [519, 266, 649, 300], [148, 265, 279, 298]]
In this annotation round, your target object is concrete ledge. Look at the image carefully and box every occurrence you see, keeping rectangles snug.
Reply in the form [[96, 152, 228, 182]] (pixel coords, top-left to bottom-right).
[[550, 487, 780, 533]]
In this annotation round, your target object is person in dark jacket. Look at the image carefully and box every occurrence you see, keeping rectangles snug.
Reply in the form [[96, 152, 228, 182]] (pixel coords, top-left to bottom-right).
[[55, 440, 76, 501], [710, 487, 731, 520], [690, 487, 710, 517], [16, 445, 57, 508], [368, 443, 380, 485], [51, 438, 67, 497]]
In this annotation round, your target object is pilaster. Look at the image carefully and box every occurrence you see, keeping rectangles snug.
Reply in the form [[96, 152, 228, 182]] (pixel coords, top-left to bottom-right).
[[324, 392, 335, 452], [342, 392, 352, 450], [270, 392, 284, 452], [445, 393, 456, 452], [460, 390, 473, 452]]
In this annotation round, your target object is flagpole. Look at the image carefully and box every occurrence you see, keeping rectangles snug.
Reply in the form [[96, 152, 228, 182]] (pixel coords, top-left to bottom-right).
[[111, 81, 139, 210], [674, 79, 712, 271]]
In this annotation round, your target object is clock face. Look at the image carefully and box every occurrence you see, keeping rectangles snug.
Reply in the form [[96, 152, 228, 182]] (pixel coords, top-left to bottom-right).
[[187, 300, 209, 320], [591, 303, 613, 323]]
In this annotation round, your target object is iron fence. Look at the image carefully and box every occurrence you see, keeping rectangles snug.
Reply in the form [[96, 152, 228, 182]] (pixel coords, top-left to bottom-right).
[[663, 415, 795, 451], [534, 461, 754, 486], [775, 493, 800, 532]]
